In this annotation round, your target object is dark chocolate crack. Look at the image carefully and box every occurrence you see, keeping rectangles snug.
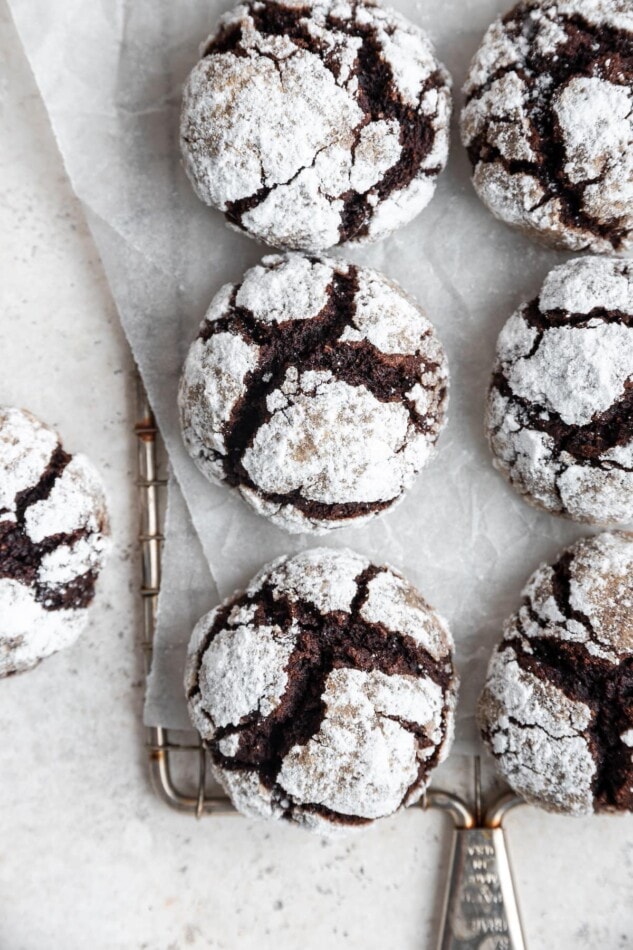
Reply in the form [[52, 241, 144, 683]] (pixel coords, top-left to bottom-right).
[[331, 16, 445, 242], [525, 306, 633, 333], [483, 539, 633, 813], [14, 443, 70, 521], [190, 262, 445, 525], [491, 371, 633, 466], [489, 297, 633, 473], [0, 443, 100, 613], [465, 4, 633, 250], [188, 564, 454, 826], [500, 634, 633, 812], [200, 0, 447, 243]]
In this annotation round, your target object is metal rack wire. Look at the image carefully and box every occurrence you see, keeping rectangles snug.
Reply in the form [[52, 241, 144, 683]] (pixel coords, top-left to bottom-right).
[[136, 383, 526, 947], [137, 385, 235, 817]]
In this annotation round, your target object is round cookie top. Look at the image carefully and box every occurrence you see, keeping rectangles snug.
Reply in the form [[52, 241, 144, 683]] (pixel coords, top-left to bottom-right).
[[178, 253, 448, 534], [185, 547, 457, 834], [0, 408, 110, 677], [479, 531, 633, 815], [180, 0, 452, 251], [487, 257, 633, 524], [461, 0, 633, 253]]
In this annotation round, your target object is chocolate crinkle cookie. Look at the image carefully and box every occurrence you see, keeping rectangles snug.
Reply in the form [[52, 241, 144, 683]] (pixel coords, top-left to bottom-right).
[[461, 0, 633, 253], [185, 548, 457, 834], [479, 532, 633, 815], [179, 254, 448, 534], [180, 0, 452, 251], [0, 408, 110, 677], [487, 257, 633, 524]]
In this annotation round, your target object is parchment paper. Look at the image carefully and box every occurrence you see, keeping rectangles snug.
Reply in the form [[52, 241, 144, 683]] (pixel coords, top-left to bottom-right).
[[7, 0, 596, 747]]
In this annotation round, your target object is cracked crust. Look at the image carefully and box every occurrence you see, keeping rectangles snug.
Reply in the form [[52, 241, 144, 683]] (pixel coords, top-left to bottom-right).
[[461, 0, 633, 253], [0, 408, 110, 677], [185, 547, 458, 834], [180, 0, 452, 251], [479, 531, 633, 815], [486, 257, 633, 524], [178, 253, 448, 534]]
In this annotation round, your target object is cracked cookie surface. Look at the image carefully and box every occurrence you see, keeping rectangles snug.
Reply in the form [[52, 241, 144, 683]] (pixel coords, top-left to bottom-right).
[[0, 408, 110, 676], [479, 531, 633, 815], [461, 0, 633, 253], [185, 547, 457, 834], [180, 0, 452, 251], [486, 257, 633, 524], [178, 253, 448, 534]]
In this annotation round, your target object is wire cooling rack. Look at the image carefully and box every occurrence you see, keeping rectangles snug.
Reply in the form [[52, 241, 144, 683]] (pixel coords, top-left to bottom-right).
[[136, 384, 234, 817], [136, 381, 527, 948]]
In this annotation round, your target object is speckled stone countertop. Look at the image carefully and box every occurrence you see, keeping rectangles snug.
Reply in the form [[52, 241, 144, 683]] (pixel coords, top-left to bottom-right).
[[0, 3, 632, 948]]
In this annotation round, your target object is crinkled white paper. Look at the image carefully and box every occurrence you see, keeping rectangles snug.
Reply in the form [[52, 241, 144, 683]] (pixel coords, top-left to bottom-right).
[[7, 0, 598, 748]]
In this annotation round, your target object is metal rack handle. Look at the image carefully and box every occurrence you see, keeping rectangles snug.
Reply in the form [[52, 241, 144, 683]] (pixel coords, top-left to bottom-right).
[[433, 792, 526, 950]]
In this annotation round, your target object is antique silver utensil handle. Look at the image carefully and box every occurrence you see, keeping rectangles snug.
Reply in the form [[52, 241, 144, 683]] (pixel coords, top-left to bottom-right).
[[429, 790, 526, 949]]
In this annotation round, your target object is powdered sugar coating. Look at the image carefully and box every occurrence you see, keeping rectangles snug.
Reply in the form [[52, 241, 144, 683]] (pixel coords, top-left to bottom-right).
[[360, 568, 453, 661], [24, 456, 108, 544], [487, 258, 633, 524], [461, 0, 633, 253], [242, 370, 423, 504], [235, 255, 333, 323], [195, 623, 297, 727], [481, 649, 596, 814], [262, 546, 367, 614], [0, 408, 110, 677], [0, 580, 91, 674], [506, 323, 632, 427], [185, 547, 457, 834], [277, 668, 444, 819], [180, 0, 451, 251], [479, 532, 633, 814], [0, 408, 58, 520], [179, 253, 448, 534], [180, 332, 260, 464]]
